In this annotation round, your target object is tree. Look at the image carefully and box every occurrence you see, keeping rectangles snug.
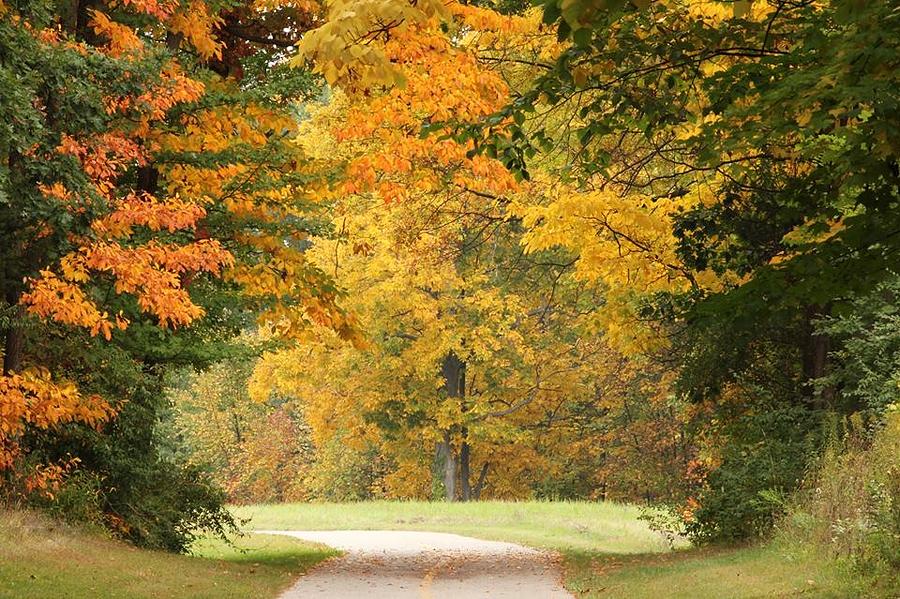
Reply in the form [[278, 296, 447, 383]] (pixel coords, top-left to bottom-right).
[[497, 0, 900, 539], [0, 0, 356, 547], [249, 6, 698, 503], [294, 0, 899, 539], [499, 0, 899, 396], [0, 0, 223, 476]]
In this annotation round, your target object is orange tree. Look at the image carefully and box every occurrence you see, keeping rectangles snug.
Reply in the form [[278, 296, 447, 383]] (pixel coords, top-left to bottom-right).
[[0, 0, 348, 549]]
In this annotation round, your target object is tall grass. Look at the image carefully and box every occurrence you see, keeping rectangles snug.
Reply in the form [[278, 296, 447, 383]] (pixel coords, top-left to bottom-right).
[[778, 409, 900, 594]]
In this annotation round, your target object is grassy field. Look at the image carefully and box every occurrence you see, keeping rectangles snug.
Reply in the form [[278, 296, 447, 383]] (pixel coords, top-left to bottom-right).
[[235, 500, 870, 598], [234, 499, 678, 554], [0, 509, 336, 599]]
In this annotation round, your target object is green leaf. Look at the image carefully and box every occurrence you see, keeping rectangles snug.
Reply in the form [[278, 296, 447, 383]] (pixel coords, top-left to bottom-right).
[[573, 27, 592, 48], [541, 1, 561, 25], [557, 19, 572, 42]]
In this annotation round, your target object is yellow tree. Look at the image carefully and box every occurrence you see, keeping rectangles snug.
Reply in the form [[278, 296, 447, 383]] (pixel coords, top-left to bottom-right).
[[249, 5, 694, 501], [292, 0, 732, 357]]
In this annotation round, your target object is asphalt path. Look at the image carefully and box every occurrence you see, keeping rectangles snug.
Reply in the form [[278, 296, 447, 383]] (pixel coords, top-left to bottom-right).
[[257, 529, 574, 599]]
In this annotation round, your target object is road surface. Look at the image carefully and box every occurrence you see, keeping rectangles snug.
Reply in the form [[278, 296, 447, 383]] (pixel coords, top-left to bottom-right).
[[257, 529, 573, 599]]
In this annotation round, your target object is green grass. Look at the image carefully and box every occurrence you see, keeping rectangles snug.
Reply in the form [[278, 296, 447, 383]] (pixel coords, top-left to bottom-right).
[[3, 501, 880, 598], [564, 543, 865, 598], [234, 500, 875, 598], [234, 499, 678, 554], [0, 508, 337, 599]]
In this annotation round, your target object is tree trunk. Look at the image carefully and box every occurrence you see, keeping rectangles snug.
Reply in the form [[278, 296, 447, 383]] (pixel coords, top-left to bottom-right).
[[435, 431, 456, 502], [73, 0, 103, 43], [231, 412, 243, 444], [441, 352, 466, 398], [472, 461, 489, 500], [437, 352, 466, 501], [459, 437, 471, 501], [802, 304, 833, 407]]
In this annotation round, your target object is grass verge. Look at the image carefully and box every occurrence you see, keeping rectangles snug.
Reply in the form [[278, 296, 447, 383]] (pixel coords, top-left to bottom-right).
[[234, 500, 881, 598], [562, 543, 866, 598], [0, 508, 336, 599], [233, 499, 678, 554]]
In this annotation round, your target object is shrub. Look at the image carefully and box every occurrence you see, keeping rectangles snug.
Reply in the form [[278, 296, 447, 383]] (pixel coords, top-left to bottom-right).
[[38, 470, 106, 529], [113, 462, 238, 552], [639, 505, 687, 549], [685, 401, 821, 544], [19, 361, 240, 553], [816, 275, 900, 417]]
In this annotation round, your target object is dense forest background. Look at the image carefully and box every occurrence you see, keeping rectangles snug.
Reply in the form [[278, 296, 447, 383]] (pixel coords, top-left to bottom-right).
[[1, 0, 897, 584]]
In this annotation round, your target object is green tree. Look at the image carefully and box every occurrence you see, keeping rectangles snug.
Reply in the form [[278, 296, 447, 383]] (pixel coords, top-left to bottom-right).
[[474, 0, 899, 540]]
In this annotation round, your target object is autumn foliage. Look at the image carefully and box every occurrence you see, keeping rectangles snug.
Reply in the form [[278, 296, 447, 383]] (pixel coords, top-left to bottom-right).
[[3, 0, 898, 563], [0, 0, 337, 535], [1, 0, 223, 481]]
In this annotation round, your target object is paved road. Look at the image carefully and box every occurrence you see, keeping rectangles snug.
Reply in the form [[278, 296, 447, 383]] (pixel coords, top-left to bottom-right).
[[257, 530, 573, 599]]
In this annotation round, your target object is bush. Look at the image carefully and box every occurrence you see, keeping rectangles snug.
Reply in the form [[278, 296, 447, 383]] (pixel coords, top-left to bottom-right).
[[639, 505, 687, 549], [1, 457, 105, 528], [9, 456, 236, 553], [816, 275, 900, 417], [112, 462, 238, 552], [38, 470, 106, 529], [685, 401, 821, 544], [19, 355, 240, 552]]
